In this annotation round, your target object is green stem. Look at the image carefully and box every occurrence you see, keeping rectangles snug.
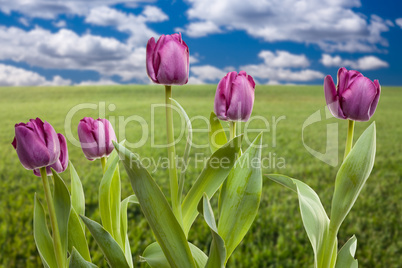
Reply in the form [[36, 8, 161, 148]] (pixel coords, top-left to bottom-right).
[[229, 121, 236, 140], [343, 120, 355, 160], [322, 224, 338, 268], [101, 157, 107, 174], [40, 167, 65, 268], [165, 85, 182, 223]]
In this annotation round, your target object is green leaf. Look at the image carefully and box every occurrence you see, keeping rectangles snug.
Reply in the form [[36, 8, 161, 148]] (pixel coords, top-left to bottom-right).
[[69, 247, 98, 268], [99, 154, 123, 248], [208, 112, 228, 153], [331, 122, 376, 232], [141, 242, 207, 268], [265, 174, 330, 267], [68, 207, 91, 262], [335, 235, 358, 268], [120, 195, 139, 268], [182, 135, 242, 235], [52, 170, 71, 267], [218, 133, 262, 261], [198, 193, 226, 268], [33, 194, 57, 268], [69, 161, 85, 224], [170, 98, 193, 204], [80, 216, 130, 268], [114, 142, 197, 268]]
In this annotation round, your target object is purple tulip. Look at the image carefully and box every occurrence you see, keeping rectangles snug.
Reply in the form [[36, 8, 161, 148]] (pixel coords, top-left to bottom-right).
[[78, 117, 117, 161], [324, 67, 381, 121], [214, 71, 256, 122], [146, 33, 189, 85], [33, 134, 68, 177], [12, 118, 60, 170]]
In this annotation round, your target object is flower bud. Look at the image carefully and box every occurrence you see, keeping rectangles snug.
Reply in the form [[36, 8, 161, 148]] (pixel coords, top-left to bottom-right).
[[146, 33, 189, 85], [78, 117, 117, 161], [324, 67, 381, 121], [33, 134, 68, 176], [214, 71, 256, 122], [12, 118, 60, 170]]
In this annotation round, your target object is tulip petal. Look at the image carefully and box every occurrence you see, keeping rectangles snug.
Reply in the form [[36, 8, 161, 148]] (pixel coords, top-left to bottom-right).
[[156, 36, 189, 85], [14, 125, 50, 170], [341, 77, 377, 121], [324, 75, 346, 119], [226, 73, 255, 121], [43, 120, 60, 165], [78, 118, 99, 161], [369, 79, 381, 118], [146, 37, 157, 82], [214, 72, 237, 121]]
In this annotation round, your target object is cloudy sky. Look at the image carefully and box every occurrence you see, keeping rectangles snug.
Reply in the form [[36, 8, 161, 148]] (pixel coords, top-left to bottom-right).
[[0, 0, 401, 86]]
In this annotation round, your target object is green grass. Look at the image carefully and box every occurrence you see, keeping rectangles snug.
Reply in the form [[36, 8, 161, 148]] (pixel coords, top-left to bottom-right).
[[0, 84, 401, 267]]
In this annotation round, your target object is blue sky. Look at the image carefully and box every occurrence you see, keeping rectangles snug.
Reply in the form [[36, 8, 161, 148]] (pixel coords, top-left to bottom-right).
[[0, 0, 401, 86]]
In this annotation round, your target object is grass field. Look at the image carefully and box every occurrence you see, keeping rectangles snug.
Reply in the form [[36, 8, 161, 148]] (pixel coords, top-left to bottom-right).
[[0, 84, 401, 267]]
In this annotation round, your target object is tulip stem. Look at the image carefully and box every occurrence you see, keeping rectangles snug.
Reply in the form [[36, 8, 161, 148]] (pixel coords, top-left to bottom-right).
[[165, 85, 182, 224], [344, 120, 355, 160], [40, 167, 65, 268], [229, 121, 236, 140], [101, 157, 107, 174]]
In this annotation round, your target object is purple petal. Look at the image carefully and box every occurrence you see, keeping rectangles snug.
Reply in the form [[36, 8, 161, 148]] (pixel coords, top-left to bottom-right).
[[369, 79, 381, 117], [324, 75, 346, 119], [226, 73, 255, 121], [341, 77, 378, 121], [146, 37, 157, 82]]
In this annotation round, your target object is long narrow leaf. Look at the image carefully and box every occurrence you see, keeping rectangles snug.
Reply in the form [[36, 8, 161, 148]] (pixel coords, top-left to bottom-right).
[[120, 195, 139, 268], [99, 154, 123, 247], [266, 174, 330, 267], [208, 112, 227, 153], [182, 135, 242, 235], [52, 170, 71, 268], [141, 242, 207, 268], [335, 235, 358, 268], [69, 161, 85, 223], [114, 142, 196, 268], [33, 194, 57, 268], [68, 207, 91, 262], [69, 248, 97, 268], [218, 133, 262, 261], [198, 193, 226, 268], [80, 216, 130, 268], [331, 122, 376, 232]]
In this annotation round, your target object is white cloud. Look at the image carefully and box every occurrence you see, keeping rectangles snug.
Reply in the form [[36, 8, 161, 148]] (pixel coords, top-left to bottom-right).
[[188, 50, 321, 84], [0, 26, 149, 82], [396, 18, 402, 29], [0, 64, 71, 86], [0, 0, 153, 19], [321, 54, 389, 70], [258, 50, 310, 68], [18, 17, 29, 27], [76, 79, 119, 86], [176, 21, 221, 37], [239, 50, 323, 83], [85, 5, 167, 46], [53, 20, 67, 28], [182, 0, 391, 52], [190, 65, 227, 83]]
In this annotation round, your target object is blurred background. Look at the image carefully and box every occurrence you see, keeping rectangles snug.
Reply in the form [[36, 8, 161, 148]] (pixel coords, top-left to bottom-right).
[[0, 1, 401, 267]]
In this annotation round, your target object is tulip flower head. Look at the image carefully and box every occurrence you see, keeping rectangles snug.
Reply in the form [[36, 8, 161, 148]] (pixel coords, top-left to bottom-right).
[[214, 71, 256, 122], [78, 117, 117, 161], [324, 67, 381, 121], [33, 133, 68, 177], [12, 118, 60, 170], [146, 33, 189, 85]]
